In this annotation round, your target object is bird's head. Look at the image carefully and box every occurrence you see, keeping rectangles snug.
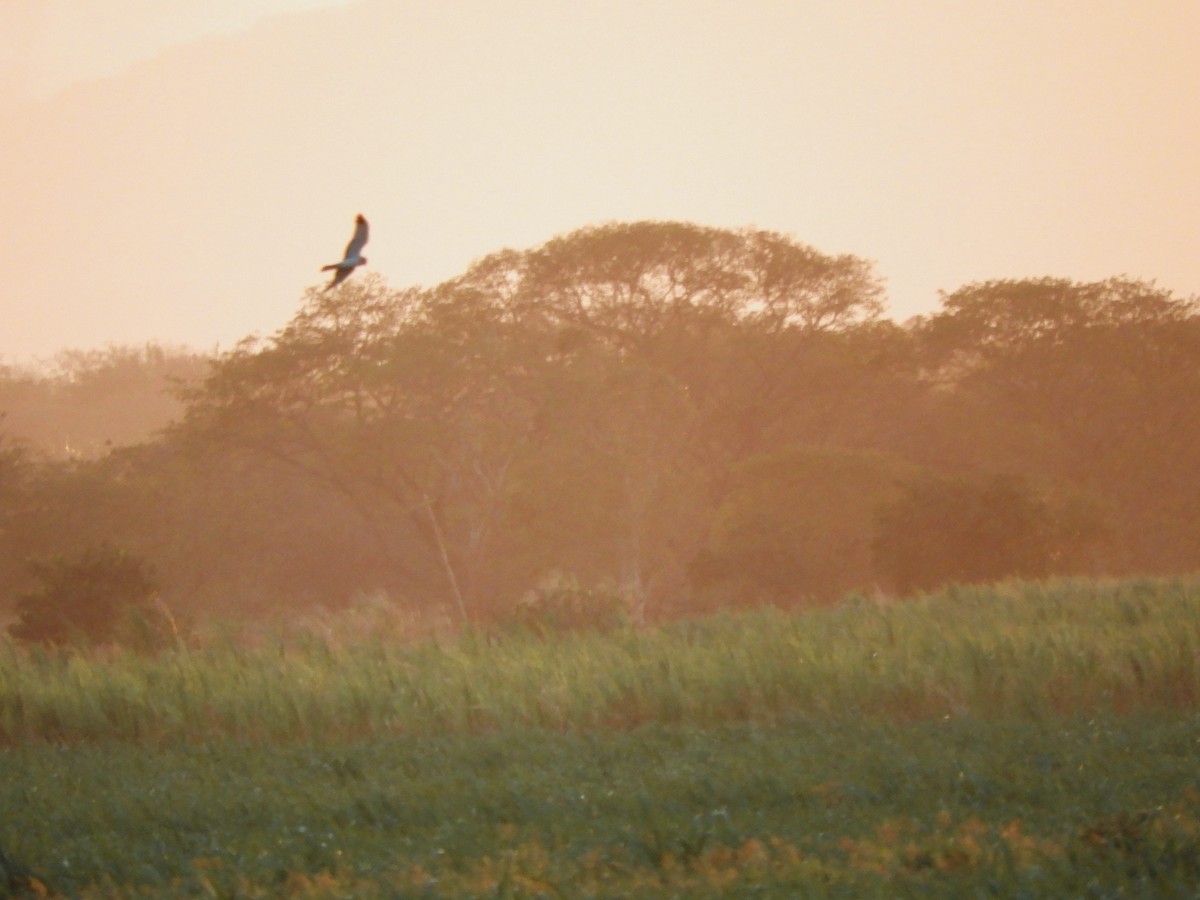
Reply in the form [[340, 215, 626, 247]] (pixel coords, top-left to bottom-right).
[[359, 256, 368, 265]]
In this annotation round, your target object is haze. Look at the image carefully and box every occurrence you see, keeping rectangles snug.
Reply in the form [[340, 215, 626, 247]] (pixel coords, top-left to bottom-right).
[[1, 0, 1196, 363]]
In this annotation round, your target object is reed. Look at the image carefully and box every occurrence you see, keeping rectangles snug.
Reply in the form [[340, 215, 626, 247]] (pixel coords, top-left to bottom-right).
[[2, 576, 1198, 746]]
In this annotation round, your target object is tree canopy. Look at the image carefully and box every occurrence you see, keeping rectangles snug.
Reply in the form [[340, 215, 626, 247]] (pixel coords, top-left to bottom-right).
[[2, 222, 1197, 634]]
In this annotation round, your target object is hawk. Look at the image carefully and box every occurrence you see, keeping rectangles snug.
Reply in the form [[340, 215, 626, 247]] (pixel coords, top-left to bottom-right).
[[321, 214, 369, 290]]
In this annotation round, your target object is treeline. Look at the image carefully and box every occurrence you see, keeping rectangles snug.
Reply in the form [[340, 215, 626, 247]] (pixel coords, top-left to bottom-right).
[[0, 344, 208, 459], [2, 222, 1198, 626]]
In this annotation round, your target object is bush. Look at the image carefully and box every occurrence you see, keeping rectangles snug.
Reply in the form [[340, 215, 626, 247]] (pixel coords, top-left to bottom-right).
[[690, 446, 918, 606], [8, 544, 174, 650], [510, 572, 632, 636], [872, 473, 1107, 595]]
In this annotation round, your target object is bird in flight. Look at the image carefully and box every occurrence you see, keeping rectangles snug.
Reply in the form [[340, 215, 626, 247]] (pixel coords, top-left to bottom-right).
[[321, 214, 369, 290]]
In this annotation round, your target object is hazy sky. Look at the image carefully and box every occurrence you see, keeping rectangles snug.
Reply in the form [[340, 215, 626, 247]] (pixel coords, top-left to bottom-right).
[[0, 1, 1197, 363], [0, 0, 353, 101]]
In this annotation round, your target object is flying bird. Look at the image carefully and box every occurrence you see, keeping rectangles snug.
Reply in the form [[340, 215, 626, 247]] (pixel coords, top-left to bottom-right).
[[321, 214, 369, 290]]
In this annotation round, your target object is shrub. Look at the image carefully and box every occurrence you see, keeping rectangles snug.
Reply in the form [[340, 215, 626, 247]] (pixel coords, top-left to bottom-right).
[[8, 544, 174, 650], [691, 446, 918, 606], [511, 572, 632, 636], [872, 473, 1107, 595]]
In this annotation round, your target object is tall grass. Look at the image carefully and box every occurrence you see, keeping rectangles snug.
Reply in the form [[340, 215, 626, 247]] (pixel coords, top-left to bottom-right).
[[1, 577, 1197, 744]]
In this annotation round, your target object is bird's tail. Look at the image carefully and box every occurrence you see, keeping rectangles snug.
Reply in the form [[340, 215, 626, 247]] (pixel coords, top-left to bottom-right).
[[320, 263, 338, 271]]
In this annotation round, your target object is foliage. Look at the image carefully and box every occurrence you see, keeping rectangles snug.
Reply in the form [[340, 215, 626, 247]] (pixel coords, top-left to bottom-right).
[[916, 276, 1200, 572], [919, 276, 1197, 361], [0, 343, 208, 460], [174, 223, 887, 618], [510, 572, 634, 635], [0, 229, 1198, 621], [872, 472, 1108, 594], [692, 446, 919, 605], [7, 544, 171, 650], [0, 430, 38, 598]]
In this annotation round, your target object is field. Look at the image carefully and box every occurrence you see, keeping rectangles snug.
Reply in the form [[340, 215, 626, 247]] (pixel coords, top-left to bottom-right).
[[1, 578, 1198, 897]]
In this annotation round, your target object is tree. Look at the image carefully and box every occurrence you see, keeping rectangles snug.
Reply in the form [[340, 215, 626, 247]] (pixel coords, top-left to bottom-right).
[[499, 222, 892, 609], [916, 277, 1200, 573], [180, 276, 555, 618], [9, 544, 168, 648], [175, 223, 895, 617], [691, 446, 918, 607], [0, 344, 209, 459], [872, 473, 1108, 595], [920, 276, 1195, 361], [516, 221, 750, 353], [744, 229, 884, 332], [0, 430, 37, 605], [500, 348, 709, 619]]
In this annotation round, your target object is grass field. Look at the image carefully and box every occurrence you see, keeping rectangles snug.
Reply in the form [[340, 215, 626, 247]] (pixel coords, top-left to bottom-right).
[[1, 577, 1198, 896]]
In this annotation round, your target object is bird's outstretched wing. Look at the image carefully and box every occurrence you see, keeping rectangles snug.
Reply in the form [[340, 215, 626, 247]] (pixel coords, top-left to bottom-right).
[[343, 214, 369, 259], [324, 266, 353, 290]]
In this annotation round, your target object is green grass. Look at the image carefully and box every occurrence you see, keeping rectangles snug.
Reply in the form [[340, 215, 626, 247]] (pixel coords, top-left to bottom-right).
[[1, 577, 1197, 744], [2, 718, 1198, 896], [1, 577, 1198, 896]]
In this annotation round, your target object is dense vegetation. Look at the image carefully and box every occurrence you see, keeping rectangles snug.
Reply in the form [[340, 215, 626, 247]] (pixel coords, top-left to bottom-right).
[[2, 221, 1197, 632], [1, 578, 1196, 744], [0, 579, 1197, 896]]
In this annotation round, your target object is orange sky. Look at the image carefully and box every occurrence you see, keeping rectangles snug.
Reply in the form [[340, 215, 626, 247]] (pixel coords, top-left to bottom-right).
[[1, 1, 1197, 363]]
